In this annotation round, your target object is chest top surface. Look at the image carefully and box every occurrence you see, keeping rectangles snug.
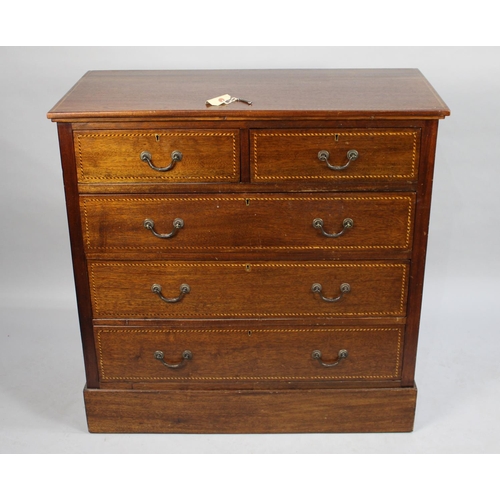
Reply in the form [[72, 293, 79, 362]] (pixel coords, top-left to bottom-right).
[[47, 69, 450, 121]]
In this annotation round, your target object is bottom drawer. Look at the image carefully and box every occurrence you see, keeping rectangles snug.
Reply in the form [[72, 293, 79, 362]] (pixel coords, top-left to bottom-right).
[[95, 326, 404, 383]]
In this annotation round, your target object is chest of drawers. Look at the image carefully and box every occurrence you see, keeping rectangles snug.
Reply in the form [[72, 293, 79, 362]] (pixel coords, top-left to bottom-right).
[[48, 69, 449, 433]]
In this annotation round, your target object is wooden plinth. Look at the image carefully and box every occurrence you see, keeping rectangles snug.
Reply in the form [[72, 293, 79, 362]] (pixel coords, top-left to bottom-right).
[[84, 386, 417, 433]]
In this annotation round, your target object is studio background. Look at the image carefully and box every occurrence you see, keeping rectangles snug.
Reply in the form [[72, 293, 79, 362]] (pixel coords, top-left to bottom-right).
[[1, 46, 498, 453]]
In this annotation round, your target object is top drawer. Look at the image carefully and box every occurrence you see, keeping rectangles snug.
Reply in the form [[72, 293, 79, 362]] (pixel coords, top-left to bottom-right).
[[250, 128, 420, 186], [74, 129, 240, 184]]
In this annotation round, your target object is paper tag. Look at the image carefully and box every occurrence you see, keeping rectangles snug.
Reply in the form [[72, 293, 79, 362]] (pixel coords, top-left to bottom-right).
[[206, 94, 231, 106]]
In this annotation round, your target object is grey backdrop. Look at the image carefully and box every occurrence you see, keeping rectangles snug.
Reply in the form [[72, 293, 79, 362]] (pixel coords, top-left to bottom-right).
[[1, 46, 499, 453]]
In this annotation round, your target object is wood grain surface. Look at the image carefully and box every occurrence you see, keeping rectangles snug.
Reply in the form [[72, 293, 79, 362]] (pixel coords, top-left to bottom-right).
[[94, 326, 404, 383], [251, 128, 420, 184], [74, 129, 239, 184], [47, 69, 449, 121], [80, 193, 415, 258], [88, 261, 409, 319], [84, 385, 418, 433]]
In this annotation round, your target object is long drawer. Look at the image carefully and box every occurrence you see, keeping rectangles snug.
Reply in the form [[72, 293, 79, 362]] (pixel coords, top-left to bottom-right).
[[251, 128, 420, 185], [74, 129, 240, 184], [89, 261, 409, 319], [81, 193, 415, 257], [95, 326, 404, 382]]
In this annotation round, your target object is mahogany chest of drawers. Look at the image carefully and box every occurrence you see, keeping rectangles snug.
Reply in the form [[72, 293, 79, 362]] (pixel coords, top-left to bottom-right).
[[48, 69, 449, 433]]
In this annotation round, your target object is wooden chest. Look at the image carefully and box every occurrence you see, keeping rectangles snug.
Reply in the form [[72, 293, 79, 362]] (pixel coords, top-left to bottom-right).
[[48, 69, 449, 432]]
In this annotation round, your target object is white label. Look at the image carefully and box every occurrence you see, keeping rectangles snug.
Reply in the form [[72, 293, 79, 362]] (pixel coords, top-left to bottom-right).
[[206, 94, 231, 106]]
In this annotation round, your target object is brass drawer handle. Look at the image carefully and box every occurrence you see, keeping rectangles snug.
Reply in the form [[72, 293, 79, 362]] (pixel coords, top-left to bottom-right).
[[140, 150, 183, 172], [318, 149, 358, 170], [311, 282, 350, 302], [313, 217, 354, 238], [151, 283, 190, 303], [312, 349, 348, 367], [154, 350, 192, 369], [143, 218, 184, 239]]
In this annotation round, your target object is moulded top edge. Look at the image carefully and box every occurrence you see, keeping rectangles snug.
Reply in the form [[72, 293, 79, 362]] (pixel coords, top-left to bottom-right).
[[47, 69, 450, 121]]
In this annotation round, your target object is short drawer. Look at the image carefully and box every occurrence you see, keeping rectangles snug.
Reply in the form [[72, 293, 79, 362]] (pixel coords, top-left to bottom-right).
[[74, 129, 240, 184], [81, 193, 414, 257], [250, 128, 420, 185], [89, 261, 409, 319], [95, 326, 404, 383]]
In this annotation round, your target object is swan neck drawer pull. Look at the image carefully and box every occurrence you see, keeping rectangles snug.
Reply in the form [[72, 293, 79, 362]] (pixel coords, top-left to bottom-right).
[[154, 350, 192, 369], [312, 349, 348, 367], [318, 149, 358, 170], [140, 150, 183, 172], [311, 282, 350, 302], [151, 283, 190, 303], [313, 217, 354, 238], [143, 218, 184, 239]]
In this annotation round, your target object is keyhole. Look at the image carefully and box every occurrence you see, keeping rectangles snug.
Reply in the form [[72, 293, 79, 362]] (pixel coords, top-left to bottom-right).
[[335, 133, 339, 142], [245, 198, 250, 206], [155, 134, 160, 142]]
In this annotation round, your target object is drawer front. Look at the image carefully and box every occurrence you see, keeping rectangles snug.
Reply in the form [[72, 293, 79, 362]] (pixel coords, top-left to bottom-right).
[[250, 128, 420, 184], [89, 261, 408, 319], [81, 193, 415, 256], [74, 130, 240, 184], [95, 326, 404, 382]]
